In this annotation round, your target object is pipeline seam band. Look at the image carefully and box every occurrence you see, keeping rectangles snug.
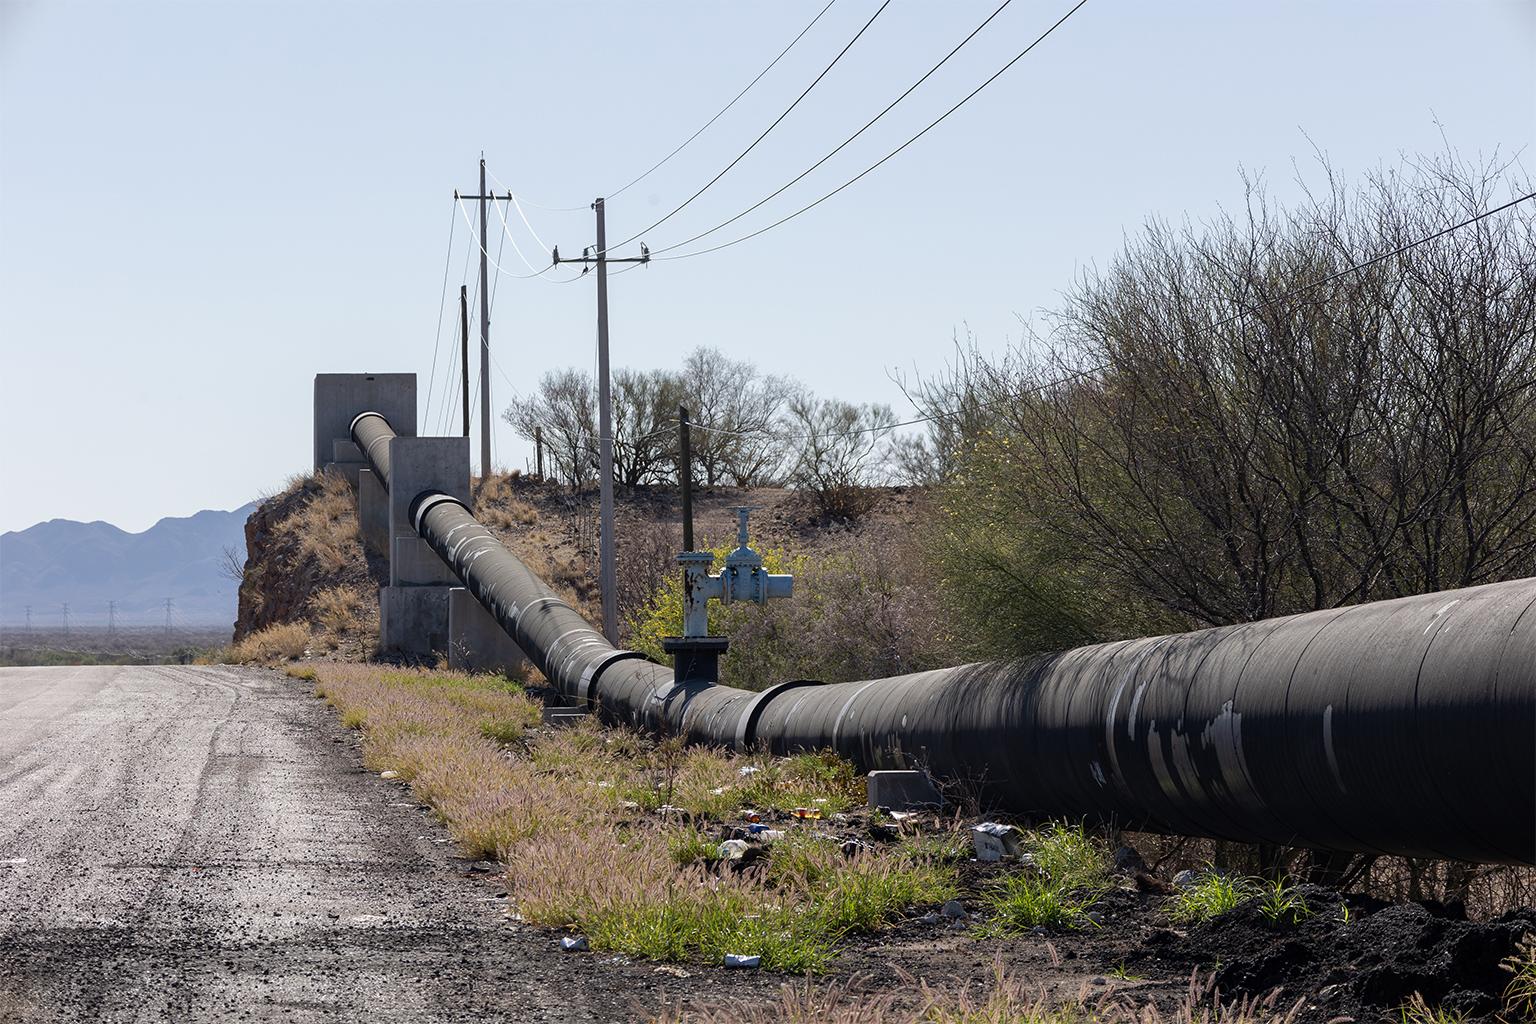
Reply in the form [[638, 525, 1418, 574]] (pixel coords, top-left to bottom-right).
[[733, 678, 825, 751], [578, 650, 651, 707]]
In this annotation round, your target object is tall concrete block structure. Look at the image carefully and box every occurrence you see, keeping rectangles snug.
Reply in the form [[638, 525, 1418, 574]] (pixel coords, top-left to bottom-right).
[[379, 436, 469, 657], [313, 373, 416, 474]]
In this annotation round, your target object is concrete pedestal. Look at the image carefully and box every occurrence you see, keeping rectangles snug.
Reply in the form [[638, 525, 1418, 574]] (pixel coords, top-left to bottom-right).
[[447, 588, 527, 676], [866, 770, 944, 811], [380, 586, 450, 660], [313, 373, 416, 473], [378, 435, 472, 656], [357, 468, 389, 556]]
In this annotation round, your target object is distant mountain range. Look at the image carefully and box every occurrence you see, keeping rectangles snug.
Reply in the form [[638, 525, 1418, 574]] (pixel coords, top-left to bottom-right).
[[0, 504, 257, 629]]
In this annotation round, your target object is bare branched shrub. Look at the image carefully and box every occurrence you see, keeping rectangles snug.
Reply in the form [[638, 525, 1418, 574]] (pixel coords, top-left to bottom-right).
[[616, 521, 679, 637]]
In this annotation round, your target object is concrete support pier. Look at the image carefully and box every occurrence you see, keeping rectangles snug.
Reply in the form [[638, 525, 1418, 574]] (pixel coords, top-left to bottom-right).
[[313, 373, 416, 474], [379, 436, 469, 660]]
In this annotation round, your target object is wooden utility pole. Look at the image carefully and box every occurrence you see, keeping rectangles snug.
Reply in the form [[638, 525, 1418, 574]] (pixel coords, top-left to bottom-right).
[[551, 199, 649, 645], [535, 426, 544, 479], [594, 197, 617, 643], [459, 285, 471, 438], [477, 158, 492, 480], [679, 405, 695, 552]]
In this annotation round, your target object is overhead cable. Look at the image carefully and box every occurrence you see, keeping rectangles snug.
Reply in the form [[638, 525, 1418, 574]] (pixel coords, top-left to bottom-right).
[[604, 0, 841, 203], [610, 0, 894, 252], [650, 0, 1018, 257], [423, 199, 458, 428], [650, 0, 1091, 262]]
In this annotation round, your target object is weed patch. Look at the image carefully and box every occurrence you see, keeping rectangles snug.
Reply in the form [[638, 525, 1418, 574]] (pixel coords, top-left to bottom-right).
[[313, 664, 957, 972]]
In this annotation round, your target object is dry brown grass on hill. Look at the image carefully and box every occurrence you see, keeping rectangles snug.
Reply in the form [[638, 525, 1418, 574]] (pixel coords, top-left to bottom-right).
[[234, 471, 382, 657]]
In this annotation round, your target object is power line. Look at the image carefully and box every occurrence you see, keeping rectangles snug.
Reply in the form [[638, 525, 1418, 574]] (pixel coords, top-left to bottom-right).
[[650, 0, 1091, 263], [609, 0, 894, 252], [604, 0, 840, 204], [650, 0, 1018, 258], [423, 199, 458, 430]]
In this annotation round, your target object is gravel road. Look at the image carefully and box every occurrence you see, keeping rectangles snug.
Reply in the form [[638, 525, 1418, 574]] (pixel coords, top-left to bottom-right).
[[0, 665, 768, 1023]]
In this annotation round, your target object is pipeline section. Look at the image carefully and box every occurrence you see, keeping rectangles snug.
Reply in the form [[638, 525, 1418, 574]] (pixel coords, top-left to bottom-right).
[[355, 412, 1536, 865]]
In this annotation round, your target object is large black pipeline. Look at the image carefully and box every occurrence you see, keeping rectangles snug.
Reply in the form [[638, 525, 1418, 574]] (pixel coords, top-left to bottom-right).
[[355, 412, 1536, 864]]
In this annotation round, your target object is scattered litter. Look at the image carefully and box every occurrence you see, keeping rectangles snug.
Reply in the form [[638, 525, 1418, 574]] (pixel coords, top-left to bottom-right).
[[379, 770, 400, 780], [709, 787, 727, 796], [840, 839, 873, 857], [758, 830, 786, 842], [387, 802, 416, 808], [560, 935, 589, 952], [970, 822, 1025, 862], [723, 954, 761, 969], [889, 810, 918, 822], [741, 809, 762, 823], [941, 900, 969, 920], [656, 805, 685, 817], [620, 800, 641, 810], [738, 765, 761, 777], [717, 839, 751, 861], [653, 965, 691, 978], [746, 823, 772, 835], [791, 807, 822, 820], [596, 780, 613, 789]]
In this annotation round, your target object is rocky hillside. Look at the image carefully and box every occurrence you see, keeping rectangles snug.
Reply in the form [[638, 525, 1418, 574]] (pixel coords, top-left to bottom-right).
[[234, 473, 385, 659], [234, 470, 934, 660]]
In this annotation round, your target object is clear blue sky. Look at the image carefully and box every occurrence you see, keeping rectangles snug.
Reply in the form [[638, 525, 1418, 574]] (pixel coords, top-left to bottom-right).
[[2, 0, 1532, 534]]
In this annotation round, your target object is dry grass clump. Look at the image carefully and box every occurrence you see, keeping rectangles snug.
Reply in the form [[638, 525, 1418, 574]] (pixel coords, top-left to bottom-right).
[[312, 664, 956, 972], [229, 622, 310, 663], [654, 964, 1304, 1024], [475, 473, 541, 531], [310, 585, 367, 637]]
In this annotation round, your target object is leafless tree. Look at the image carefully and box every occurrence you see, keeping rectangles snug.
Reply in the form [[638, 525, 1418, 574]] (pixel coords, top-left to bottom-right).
[[783, 392, 898, 520], [503, 369, 597, 489], [612, 368, 684, 487], [680, 347, 792, 486]]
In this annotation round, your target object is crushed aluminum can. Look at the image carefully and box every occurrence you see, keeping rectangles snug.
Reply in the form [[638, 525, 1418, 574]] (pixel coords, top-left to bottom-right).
[[560, 935, 589, 952], [723, 954, 762, 968]]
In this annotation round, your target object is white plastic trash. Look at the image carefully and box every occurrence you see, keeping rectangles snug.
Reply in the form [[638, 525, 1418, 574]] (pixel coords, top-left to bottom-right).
[[717, 839, 751, 861], [970, 822, 1025, 862], [723, 954, 761, 968]]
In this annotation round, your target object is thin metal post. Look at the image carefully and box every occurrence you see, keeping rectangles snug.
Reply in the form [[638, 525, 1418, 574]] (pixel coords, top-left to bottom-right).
[[459, 285, 471, 438], [679, 405, 694, 552], [478, 158, 492, 480], [594, 197, 617, 644]]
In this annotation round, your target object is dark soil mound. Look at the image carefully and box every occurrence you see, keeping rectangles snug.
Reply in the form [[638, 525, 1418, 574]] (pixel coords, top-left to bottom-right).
[[1158, 885, 1534, 1021]]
